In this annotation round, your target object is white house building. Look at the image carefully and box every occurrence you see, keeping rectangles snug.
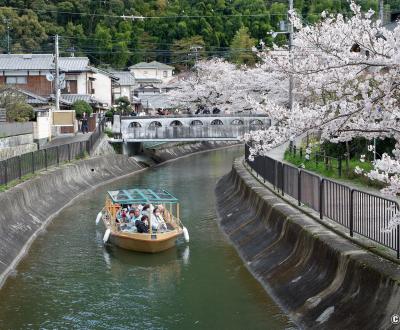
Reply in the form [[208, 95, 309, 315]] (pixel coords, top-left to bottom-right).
[[129, 61, 174, 86], [110, 71, 136, 101]]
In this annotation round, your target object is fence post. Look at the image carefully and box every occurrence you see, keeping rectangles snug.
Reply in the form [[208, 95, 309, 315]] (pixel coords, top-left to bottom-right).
[[31, 152, 35, 174], [397, 224, 400, 259], [298, 170, 301, 206], [300, 147, 303, 159], [293, 145, 297, 156], [350, 190, 354, 237], [18, 156, 22, 179], [68, 144, 71, 162], [56, 146, 59, 166], [281, 163, 284, 197], [4, 160, 8, 185], [338, 156, 342, 177], [319, 179, 324, 219], [44, 149, 48, 170]]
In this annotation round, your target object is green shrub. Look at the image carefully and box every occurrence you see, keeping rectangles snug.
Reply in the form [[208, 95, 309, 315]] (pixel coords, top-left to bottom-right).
[[72, 100, 93, 119], [6, 101, 34, 122]]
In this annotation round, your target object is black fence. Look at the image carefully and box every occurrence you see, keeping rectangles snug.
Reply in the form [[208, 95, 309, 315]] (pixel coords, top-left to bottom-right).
[[0, 118, 105, 186], [245, 144, 400, 258]]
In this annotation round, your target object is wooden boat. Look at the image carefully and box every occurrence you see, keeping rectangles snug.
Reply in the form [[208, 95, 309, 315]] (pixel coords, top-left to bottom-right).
[[97, 188, 189, 253]]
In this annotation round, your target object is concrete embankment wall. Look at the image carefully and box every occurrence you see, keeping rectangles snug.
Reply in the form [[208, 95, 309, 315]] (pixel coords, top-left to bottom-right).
[[0, 155, 143, 287], [145, 141, 240, 162], [216, 158, 400, 329]]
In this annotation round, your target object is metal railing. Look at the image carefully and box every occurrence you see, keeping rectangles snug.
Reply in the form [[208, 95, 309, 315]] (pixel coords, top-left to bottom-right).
[[0, 118, 105, 186], [245, 144, 400, 258]]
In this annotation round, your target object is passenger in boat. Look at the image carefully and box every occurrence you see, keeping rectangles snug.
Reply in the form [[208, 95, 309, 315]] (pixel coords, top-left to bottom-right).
[[141, 204, 151, 216], [152, 207, 167, 232], [157, 204, 171, 223], [135, 215, 149, 233]]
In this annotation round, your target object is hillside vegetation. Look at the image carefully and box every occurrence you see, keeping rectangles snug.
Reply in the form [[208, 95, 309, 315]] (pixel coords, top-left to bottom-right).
[[0, 0, 397, 69]]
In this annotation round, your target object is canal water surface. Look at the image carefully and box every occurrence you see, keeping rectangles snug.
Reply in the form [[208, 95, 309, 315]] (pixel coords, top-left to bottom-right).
[[0, 146, 293, 329]]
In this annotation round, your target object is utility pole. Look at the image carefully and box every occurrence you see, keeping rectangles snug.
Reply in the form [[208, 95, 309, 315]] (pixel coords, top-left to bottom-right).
[[54, 34, 60, 111], [189, 45, 203, 66], [3, 18, 11, 54], [379, 0, 384, 23], [288, 0, 294, 111]]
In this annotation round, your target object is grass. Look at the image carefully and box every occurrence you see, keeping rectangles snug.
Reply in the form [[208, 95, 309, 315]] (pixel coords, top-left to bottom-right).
[[104, 128, 113, 138], [0, 173, 37, 192], [284, 150, 385, 189]]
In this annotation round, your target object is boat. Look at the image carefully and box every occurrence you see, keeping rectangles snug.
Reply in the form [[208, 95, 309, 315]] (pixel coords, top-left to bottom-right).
[[97, 188, 189, 253]]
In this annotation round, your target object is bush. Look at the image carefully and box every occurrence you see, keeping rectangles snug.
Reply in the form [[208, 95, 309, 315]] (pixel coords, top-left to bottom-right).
[[6, 102, 34, 122], [72, 100, 93, 119]]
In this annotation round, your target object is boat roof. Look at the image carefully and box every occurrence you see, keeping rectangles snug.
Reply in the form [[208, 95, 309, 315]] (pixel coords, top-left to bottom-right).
[[107, 188, 179, 204]]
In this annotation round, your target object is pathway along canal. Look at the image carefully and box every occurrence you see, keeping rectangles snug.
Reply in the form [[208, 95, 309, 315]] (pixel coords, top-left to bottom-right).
[[0, 147, 293, 329]]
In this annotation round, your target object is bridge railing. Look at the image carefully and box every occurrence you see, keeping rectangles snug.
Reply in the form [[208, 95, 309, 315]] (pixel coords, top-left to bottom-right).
[[245, 144, 400, 258], [124, 125, 261, 140], [120, 113, 270, 120]]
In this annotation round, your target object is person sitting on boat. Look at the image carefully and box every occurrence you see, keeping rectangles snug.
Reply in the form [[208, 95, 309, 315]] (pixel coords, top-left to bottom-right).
[[128, 208, 141, 223], [135, 215, 149, 233], [152, 207, 167, 232], [141, 204, 151, 216]]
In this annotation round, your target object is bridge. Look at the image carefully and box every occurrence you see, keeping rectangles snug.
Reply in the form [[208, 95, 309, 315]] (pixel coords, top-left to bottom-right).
[[113, 114, 270, 142]]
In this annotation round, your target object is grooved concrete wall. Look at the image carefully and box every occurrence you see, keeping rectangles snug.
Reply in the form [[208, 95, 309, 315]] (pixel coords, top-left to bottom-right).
[[145, 141, 240, 162], [216, 158, 400, 329], [0, 155, 143, 287]]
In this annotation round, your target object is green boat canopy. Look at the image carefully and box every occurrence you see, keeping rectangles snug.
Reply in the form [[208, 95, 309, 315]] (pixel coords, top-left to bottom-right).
[[107, 188, 179, 204]]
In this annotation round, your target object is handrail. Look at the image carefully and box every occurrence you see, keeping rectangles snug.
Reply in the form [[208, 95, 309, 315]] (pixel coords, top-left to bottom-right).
[[245, 143, 400, 258]]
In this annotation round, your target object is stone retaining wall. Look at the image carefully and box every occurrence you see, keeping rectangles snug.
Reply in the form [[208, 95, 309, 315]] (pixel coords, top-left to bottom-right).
[[215, 158, 400, 329]]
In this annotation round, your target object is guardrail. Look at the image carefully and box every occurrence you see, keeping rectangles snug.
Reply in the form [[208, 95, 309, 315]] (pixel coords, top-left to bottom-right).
[[0, 122, 34, 137], [0, 118, 105, 186], [245, 144, 400, 258]]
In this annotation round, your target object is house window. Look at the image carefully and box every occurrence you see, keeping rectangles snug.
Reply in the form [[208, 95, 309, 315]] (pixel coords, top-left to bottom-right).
[[163, 71, 168, 77], [6, 76, 27, 84]]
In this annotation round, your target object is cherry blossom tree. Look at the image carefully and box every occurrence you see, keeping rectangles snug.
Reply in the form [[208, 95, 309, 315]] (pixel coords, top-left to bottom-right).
[[169, 58, 288, 113], [246, 2, 400, 200]]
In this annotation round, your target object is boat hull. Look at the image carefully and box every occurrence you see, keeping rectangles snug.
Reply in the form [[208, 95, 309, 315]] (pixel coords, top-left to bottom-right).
[[110, 230, 183, 253]]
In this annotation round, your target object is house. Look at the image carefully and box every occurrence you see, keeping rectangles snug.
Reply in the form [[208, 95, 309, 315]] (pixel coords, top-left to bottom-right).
[[0, 54, 117, 109], [110, 70, 136, 101], [129, 61, 174, 87]]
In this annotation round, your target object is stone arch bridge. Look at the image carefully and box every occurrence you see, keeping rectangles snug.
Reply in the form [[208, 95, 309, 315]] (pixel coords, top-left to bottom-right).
[[113, 114, 270, 142]]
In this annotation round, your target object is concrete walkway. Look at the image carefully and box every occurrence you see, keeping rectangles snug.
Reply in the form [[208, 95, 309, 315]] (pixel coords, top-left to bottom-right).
[[41, 132, 93, 149]]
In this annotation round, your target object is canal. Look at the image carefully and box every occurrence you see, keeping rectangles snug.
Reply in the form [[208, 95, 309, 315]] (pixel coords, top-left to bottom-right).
[[0, 146, 293, 329]]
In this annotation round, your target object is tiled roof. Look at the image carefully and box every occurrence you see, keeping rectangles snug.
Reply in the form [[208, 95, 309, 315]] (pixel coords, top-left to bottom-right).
[[110, 71, 135, 85], [0, 87, 49, 105], [0, 54, 54, 70], [59, 57, 90, 72], [61, 94, 100, 105], [135, 78, 163, 83], [0, 54, 93, 72], [129, 61, 174, 70]]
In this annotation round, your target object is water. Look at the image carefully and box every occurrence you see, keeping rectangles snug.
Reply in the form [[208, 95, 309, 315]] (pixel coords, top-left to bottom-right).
[[0, 147, 292, 329]]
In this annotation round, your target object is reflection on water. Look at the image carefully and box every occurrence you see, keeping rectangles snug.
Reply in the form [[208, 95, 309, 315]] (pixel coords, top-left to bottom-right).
[[0, 146, 293, 329]]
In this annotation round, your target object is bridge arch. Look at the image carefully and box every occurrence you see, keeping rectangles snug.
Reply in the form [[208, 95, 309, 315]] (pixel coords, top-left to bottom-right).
[[128, 121, 142, 128], [149, 121, 162, 128], [170, 120, 183, 127], [190, 120, 203, 126], [231, 119, 244, 125], [211, 119, 224, 125], [250, 119, 263, 126]]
